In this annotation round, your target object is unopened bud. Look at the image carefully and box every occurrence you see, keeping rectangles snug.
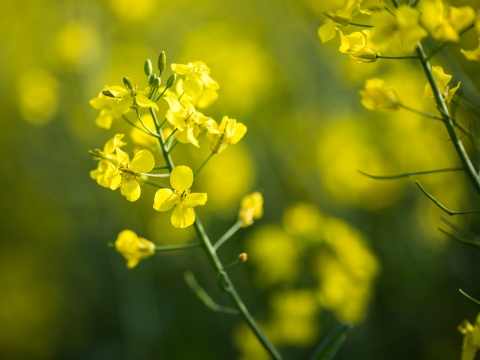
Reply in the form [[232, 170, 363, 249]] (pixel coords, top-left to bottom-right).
[[123, 76, 133, 89], [144, 59, 153, 76], [166, 73, 177, 88], [154, 77, 162, 88], [148, 73, 157, 86], [238, 253, 248, 263], [158, 51, 166, 74]]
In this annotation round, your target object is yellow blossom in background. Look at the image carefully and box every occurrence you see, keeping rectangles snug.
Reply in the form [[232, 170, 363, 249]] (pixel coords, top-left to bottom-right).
[[318, 0, 359, 44], [423, 66, 460, 103], [53, 23, 101, 67], [245, 225, 300, 287], [282, 202, 325, 239], [360, 78, 401, 110], [458, 313, 480, 360], [371, 6, 427, 51], [109, 0, 154, 22], [207, 116, 247, 154], [153, 166, 207, 228], [90, 92, 118, 130], [419, 0, 475, 42], [238, 192, 264, 227], [17, 69, 59, 126], [339, 30, 379, 63], [461, 40, 480, 61], [173, 78, 219, 109], [114, 148, 155, 202], [269, 290, 319, 346], [171, 61, 219, 97], [103, 83, 158, 118], [115, 230, 155, 269], [358, 0, 383, 15]]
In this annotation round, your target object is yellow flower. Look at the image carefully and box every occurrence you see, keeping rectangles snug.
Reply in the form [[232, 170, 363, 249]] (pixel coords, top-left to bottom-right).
[[102, 82, 159, 118], [164, 95, 219, 147], [90, 134, 127, 189], [114, 148, 156, 202], [89, 91, 118, 129], [458, 313, 480, 360], [207, 116, 247, 154], [115, 230, 155, 269], [238, 192, 264, 227], [171, 61, 219, 97], [371, 6, 427, 51], [424, 66, 460, 103], [318, 0, 359, 44], [153, 166, 207, 228], [358, 0, 383, 15], [359, 78, 402, 110], [339, 30, 379, 62], [461, 40, 480, 61], [420, 0, 475, 42]]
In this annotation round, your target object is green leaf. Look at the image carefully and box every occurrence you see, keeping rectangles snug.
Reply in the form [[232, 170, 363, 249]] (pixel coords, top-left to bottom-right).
[[310, 323, 352, 360]]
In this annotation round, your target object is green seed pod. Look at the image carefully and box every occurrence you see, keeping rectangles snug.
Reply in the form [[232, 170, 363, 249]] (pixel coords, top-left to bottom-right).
[[144, 59, 153, 76], [158, 51, 166, 74], [166, 73, 177, 88], [123, 76, 133, 89]]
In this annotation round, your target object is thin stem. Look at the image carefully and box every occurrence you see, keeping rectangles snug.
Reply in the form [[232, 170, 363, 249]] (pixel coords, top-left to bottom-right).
[[214, 220, 243, 250], [459, 289, 480, 307], [154, 243, 201, 251], [224, 259, 240, 271], [122, 114, 158, 137], [135, 110, 160, 137], [184, 271, 240, 315], [349, 22, 374, 28], [378, 55, 419, 60], [438, 228, 480, 250], [194, 152, 215, 178], [141, 173, 170, 178], [167, 140, 179, 154], [416, 43, 480, 196], [153, 165, 170, 170], [400, 104, 443, 120], [384, 5, 396, 16], [193, 219, 283, 360], [165, 128, 177, 145], [154, 86, 169, 102], [358, 167, 464, 180], [391, 0, 400, 8], [416, 181, 480, 215], [150, 110, 175, 172]]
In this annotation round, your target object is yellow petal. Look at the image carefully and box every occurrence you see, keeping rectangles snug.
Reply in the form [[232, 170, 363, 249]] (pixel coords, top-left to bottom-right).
[[130, 150, 155, 173], [318, 21, 336, 44], [153, 188, 179, 211], [183, 79, 203, 97], [121, 179, 141, 202], [170, 166, 193, 191], [116, 147, 130, 166], [447, 82, 461, 103], [230, 123, 247, 144], [171, 205, 195, 228], [183, 193, 207, 208], [135, 93, 159, 111], [112, 95, 133, 118]]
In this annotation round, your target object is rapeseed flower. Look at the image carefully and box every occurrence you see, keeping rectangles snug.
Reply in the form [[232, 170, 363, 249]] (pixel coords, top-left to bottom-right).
[[90, 134, 126, 188], [360, 78, 402, 110], [424, 66, 460, 103], [102, 81, 159, 118], [458, 313, 480, 360], [90, 91, 118, 129], [115, 230, 155, 269], [339, 30, 379, 62], [153, 166, 207, 228], [171, 61, 219, 97], [238, 192, 264, 227], [207, 116, 247, 154]]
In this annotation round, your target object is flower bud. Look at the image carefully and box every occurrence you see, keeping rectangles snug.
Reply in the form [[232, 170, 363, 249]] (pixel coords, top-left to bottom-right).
[[148, 73, 157, 86], [166, 73, 177, 88], [154, 76, 162, 88], [158, 51, 166, 74], [123, 76, 133, 90], [144, 59, 153, 76], [238, 253, 248, 262]]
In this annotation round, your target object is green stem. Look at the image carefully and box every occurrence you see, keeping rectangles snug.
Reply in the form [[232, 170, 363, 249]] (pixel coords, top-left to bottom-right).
[[416, 181, 480, 215], [167, 140, 179, 154], [194, 152, 215, 178], [400, 104, 443, 120], [378, 55, 419, 59], [154, 243, 201, 251], [135, 110, 160, 137], [155, 86, 169, 102], [390, 0, 399, 8], [416, 43, 480, 196], [224, 258, 240, 271], [438, 228, 480, 250], [358, 167, 464, 180], [349, 22, 373, 28], [153, 165, 169, 170], [193, 219, 283, 360], [122, 114, 158, 137], [141, 173, 170, 178], [150, 109, 175, 172], [459, 289, 480, 307], [165, 129, 178, 148], [214, 220, 243, 250]]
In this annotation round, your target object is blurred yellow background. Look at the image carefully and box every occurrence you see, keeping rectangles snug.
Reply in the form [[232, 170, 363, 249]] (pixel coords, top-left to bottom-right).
[[2, 0, 480, 359]]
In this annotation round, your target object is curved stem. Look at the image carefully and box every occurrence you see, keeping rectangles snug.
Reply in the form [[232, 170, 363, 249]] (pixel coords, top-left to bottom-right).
[[416, 43, 480, 195], [400, 104, 443, 120], [214, 220, 243, 250], [378, 55, 419, 60], [154, 243, 201, 251], [194, 152, 215, 178], [193, 219, 282, 360]]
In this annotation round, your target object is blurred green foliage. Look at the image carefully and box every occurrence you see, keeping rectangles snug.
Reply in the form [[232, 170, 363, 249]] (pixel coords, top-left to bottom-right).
[[2, 0, 480, 359]]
